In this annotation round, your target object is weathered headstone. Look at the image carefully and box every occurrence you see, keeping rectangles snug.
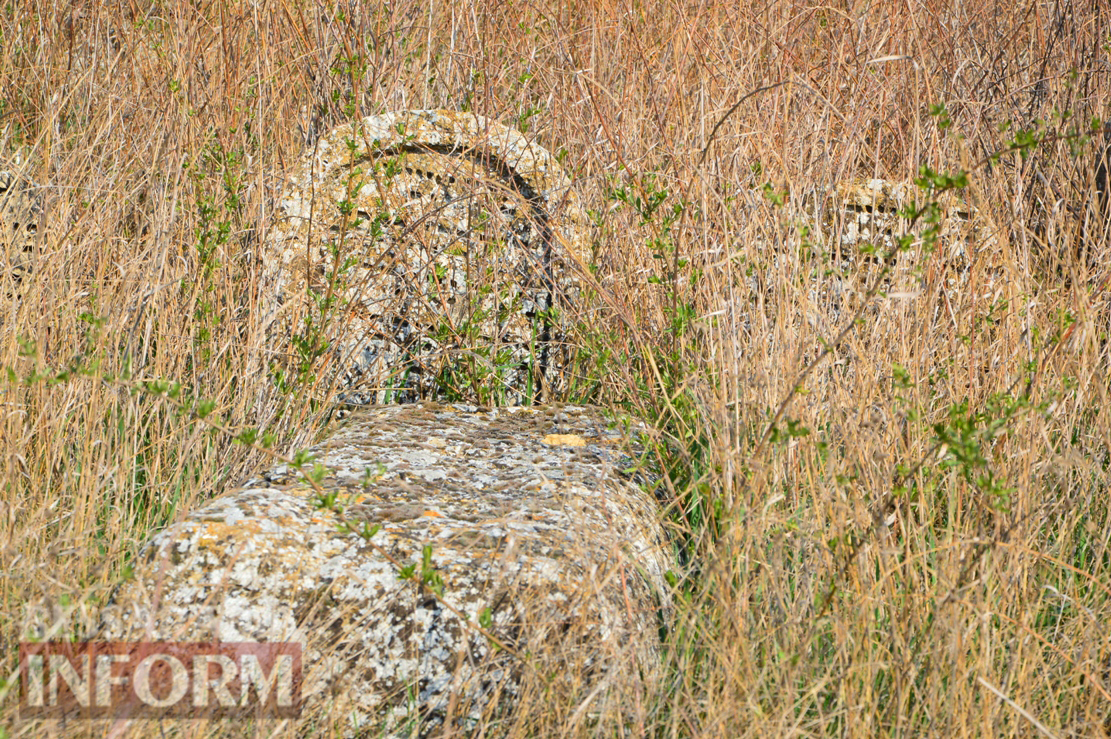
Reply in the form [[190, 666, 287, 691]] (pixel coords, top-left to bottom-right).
[[99, 403, 672, 735], [0, 169, 40, 298], [825, 177, 987, 259], [263, 110, 590, 405]]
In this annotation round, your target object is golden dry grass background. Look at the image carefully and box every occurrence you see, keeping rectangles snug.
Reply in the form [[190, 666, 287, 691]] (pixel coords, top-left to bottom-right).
[[2, 0, 1110, 736]]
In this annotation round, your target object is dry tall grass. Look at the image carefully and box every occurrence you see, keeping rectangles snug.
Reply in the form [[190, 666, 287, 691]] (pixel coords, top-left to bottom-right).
[[2, 0, 1110, 736]]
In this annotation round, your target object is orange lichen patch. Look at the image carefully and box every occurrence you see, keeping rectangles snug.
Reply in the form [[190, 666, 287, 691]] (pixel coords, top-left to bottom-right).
[[541, 433, 586, 447], [193, 519, 277, 547], [422, 509, 445, 518]]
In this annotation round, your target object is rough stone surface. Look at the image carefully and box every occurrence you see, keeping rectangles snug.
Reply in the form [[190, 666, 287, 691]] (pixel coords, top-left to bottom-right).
[[818, 178, 1001, 309], [263, 110, 589, 406], [738, 177, 997, 305], [0, 169, 40, 296], [826, 177, 990, 259], [99, 403, 672, 736]]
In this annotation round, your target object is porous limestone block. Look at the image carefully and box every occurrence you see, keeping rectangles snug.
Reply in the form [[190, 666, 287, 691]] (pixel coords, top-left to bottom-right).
[[99, 403, 671, 735], [262, 110, 590, 406], [830, 177, 987, 260], [0, 169, 41, 297]]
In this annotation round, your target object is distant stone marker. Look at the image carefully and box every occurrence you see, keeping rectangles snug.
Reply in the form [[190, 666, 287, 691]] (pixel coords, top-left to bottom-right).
[[0, 169, 40, 297], [264, 110, 589, 405]]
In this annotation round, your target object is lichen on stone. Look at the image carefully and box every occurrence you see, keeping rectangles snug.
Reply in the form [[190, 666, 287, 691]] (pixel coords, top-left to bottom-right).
[[0, 169, 41, 298], [99, 403, 671, 735], [262, 110, 590, 406]]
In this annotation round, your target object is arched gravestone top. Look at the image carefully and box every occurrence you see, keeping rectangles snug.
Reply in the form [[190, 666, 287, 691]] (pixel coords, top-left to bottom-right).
[[265, 110, 589, 406]]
